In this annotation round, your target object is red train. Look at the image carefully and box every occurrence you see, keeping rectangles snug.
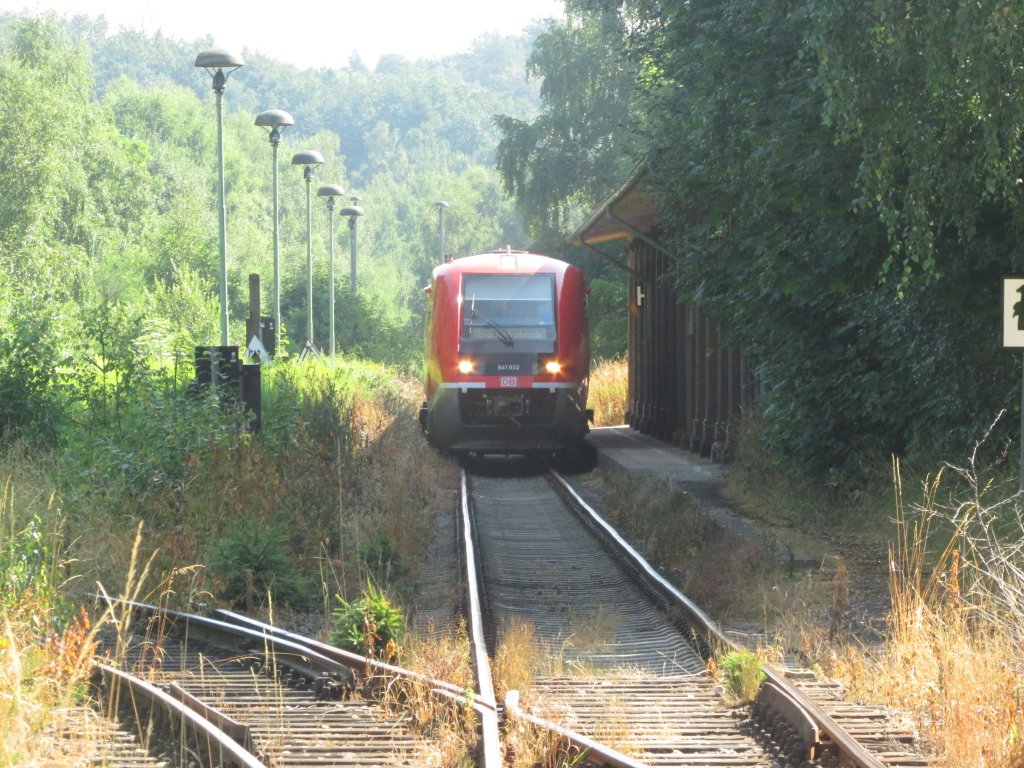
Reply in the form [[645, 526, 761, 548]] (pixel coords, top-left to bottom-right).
[[419, 249, 592, 455]]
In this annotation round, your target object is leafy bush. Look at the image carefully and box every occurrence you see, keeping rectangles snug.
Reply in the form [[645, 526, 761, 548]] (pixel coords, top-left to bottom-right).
[[59, 383, 251, 523], [209, 522, 314, 611], [0, 490, 69, 633], [330, 582, 405, 661], [360, 534, 404, 584], [0, 314, 63, 445]]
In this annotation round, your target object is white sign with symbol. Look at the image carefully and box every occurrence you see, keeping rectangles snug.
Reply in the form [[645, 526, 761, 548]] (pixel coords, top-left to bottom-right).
[[246, 335, 272, 364], [1004, 278, 1024, 348]]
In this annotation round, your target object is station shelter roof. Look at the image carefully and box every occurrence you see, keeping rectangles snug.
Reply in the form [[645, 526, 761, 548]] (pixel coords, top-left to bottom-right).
[[569, 161, 659, 247]]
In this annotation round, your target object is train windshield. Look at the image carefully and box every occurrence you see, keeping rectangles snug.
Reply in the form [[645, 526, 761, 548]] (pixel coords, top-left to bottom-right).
[[461, 273, 556, 349]]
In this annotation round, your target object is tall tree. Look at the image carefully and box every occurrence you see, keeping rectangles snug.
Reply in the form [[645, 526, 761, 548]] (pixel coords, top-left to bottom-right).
[[501, 0, 1024, 474], [495, 7, 642, 238], [0, 17, 92, 439]]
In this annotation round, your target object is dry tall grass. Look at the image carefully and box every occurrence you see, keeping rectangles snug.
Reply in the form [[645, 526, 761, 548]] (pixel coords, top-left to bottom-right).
[[382, 619, 478, 767], [1, 362, 460, 766], [0, 459, 156, 766], [827, 453, 1024, 767], [0, 450, 93, 765], [493, 618, 542, 701], [588, 357, 628, 427]]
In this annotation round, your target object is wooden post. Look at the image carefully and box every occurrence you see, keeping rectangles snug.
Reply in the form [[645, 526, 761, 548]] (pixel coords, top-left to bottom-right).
[[246, 273, 261, 344]]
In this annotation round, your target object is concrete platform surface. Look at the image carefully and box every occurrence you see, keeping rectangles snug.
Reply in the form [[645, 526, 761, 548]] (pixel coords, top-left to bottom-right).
[[584, 425, 779, 554], [586, 425, 728, 486]]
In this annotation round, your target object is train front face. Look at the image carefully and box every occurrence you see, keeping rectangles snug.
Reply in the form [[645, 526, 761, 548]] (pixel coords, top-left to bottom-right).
[[423, 253, 590, 455]]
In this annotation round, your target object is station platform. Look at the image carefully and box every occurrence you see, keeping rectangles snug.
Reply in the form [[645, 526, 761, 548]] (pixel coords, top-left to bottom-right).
[[585, 425, 771, 550], [586, 425, 727, 486]]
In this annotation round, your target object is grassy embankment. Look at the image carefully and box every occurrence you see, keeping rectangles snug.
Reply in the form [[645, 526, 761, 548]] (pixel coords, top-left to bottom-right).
[[719, 414, 1024, 766], [590, 364, 1024, 767], [0, 356, 462, 765], [0, 354, 629, 765]]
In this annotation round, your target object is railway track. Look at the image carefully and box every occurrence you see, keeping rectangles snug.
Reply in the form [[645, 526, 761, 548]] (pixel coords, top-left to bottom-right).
[[85, 462, 926, 767], [92, 601, 485, 767], [462, 465, 927, 768]]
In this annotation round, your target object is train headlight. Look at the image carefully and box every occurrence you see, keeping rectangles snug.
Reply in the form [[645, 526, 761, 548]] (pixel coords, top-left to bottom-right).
[[457, 359, 475, 374], [544, 360, 562, 375]]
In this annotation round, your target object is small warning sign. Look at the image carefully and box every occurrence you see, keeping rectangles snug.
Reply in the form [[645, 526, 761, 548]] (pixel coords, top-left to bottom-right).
[[1004, 278, 1024, 348], [246, 335, 271, 365]]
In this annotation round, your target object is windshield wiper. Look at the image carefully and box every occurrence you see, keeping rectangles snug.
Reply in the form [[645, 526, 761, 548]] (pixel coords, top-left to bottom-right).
[[469, 300, 514, 347]]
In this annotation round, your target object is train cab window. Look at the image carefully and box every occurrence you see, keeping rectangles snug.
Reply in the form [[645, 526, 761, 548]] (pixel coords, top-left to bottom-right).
[[460, 273, 556, 350]]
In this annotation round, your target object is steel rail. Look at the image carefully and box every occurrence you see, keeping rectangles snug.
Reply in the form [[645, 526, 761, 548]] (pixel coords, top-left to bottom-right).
[[106, 597, 497, 716], [213, 608, 499, 719], [547, 468, 886, 768], [460, 469, 504, 768], [95, 663, 266, 768], [503, 690, 649, 768], [103, 598, 355, 683], [105, 598, 498, 765], [463, 470, 657, 768]]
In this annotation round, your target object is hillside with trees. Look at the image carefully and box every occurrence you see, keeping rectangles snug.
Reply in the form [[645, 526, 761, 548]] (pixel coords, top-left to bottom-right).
[[0, 11, 607, 444]]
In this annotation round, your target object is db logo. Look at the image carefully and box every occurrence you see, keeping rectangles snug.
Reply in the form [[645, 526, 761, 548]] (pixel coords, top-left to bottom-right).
[[500, 376, 518, 387]]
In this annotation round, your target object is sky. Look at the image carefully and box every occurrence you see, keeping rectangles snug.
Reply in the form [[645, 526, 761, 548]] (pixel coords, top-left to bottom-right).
[[3, 0, 566, 70]]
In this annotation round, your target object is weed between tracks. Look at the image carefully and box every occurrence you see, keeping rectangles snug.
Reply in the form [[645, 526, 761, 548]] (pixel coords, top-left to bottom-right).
[[493, 619, 657, 765], [377, 618, 478, 766]]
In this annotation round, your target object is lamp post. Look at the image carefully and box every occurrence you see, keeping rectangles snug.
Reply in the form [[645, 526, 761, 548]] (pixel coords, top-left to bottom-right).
[[435, 200, 448, 264], [292, 150, 324, 351], [255, 109, 294, 353], [317, 183, 346, 358], [195, 48, 244, 346], [340, 196, 364, 295]]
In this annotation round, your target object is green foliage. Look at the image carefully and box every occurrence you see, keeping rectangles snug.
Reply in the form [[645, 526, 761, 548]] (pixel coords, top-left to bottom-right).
[[59, 381, 250, 522], [628, 0, 1024, 474], [330, 581, 405, 658], [0, 304, 63, 444], [209, 521, 314, 611], [0, 16, 91, 258], [587, 277, 627, 361], [359, 534, 405, 585], [0, 12, 543, 464], [495, 9, 641, 238], [807, 0, 1024, 285], [495, 0, 1024, 478], [5, 3, 1019, 484], [719, 650, 765, 702], [0, 495, 69, 632]]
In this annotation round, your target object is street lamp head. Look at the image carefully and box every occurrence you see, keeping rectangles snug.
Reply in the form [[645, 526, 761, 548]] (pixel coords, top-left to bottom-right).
[[339, 206, 364, 218], [292, 149, 324, 180], [318, 183, 346, 211], [435, 200, 449, 210], [195, 48, 244, 91], [255, 109, 294, 145], [292, 150, 324, 166]]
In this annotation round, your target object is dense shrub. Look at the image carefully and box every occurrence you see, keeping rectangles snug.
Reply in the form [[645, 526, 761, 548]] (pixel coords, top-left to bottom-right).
[[330, 581, 405, 660], [209, 522, 315, 611]]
